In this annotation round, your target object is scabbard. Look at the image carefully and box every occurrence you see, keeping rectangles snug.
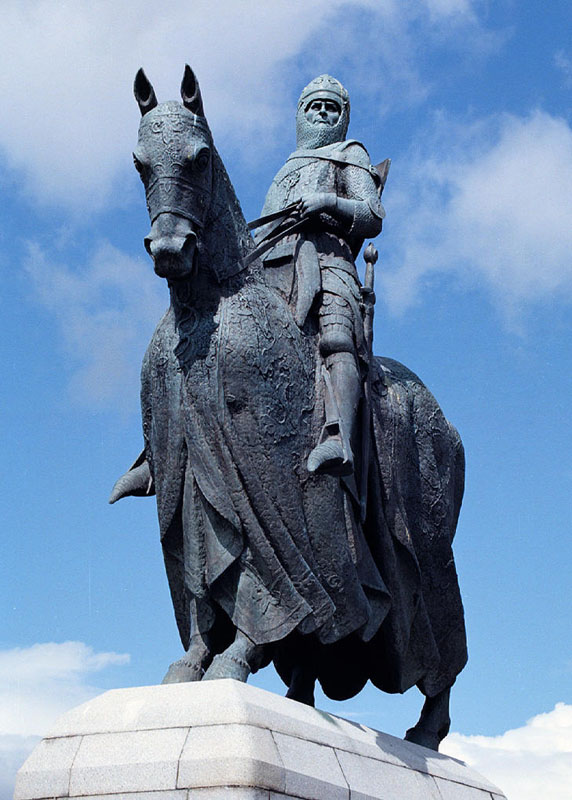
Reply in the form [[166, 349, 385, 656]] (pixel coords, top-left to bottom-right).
[[359, 281, 376, 523]]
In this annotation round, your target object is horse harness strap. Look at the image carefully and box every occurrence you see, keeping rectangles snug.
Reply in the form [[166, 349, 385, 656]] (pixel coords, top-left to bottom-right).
[[147, 174, 210, 228]]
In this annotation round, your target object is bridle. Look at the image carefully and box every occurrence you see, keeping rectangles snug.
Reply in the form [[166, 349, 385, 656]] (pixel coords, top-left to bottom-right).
[[145, 175, 211, 230]]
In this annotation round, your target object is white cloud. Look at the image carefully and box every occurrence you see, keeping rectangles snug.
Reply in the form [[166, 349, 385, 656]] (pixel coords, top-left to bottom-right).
[[0, 0, 488, 209], [442, 703, 572, 800], [381, 110, 572, 319], [24, 240, 167, 411], [0, 641, 129, 737], [0, 642, 129, 800], [554, 49, 572, 87], [424, 0, 476, 21]]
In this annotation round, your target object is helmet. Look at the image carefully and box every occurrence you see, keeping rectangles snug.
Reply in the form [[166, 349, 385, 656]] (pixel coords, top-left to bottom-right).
[[296, 74, 350, 149]]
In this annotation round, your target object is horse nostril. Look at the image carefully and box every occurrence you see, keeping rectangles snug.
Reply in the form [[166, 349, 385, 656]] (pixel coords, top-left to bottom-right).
[[182, 231, 197, 254], [144, 236, 153, 256]]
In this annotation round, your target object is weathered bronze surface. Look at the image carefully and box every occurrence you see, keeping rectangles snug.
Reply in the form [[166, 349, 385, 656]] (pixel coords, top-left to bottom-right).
[[111, 66, 467, 751]]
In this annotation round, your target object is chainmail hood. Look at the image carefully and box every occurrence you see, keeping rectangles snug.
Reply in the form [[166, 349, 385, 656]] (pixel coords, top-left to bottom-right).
[[295, 74, 350, 149]]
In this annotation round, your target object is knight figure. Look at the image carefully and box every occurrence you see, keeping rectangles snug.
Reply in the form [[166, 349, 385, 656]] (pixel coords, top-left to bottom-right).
[[255, 74, 386, 477]]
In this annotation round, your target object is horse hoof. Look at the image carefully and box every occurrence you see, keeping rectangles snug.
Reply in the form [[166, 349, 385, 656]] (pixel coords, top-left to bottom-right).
[[202, 653, 250, 682], [161, 659, 204, 684], [404, 725, 440, 752]]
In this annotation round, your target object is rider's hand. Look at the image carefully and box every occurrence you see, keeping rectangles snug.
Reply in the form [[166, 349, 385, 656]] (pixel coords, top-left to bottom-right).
[[297, 192, 337, 218]]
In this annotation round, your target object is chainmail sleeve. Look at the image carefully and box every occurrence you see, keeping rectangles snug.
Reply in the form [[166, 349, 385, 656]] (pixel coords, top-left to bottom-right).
[[339, 143, 385, 241]]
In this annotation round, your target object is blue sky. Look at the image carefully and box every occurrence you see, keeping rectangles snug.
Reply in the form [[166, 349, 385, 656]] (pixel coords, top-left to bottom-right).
[[1, 2, 571, 798]]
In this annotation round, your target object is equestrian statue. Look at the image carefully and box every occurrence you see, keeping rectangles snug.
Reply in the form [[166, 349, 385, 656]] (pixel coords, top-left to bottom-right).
[[110, 66, 467, 751]]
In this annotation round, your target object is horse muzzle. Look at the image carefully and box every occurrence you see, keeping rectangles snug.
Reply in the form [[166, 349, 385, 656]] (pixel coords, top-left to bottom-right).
[[145, 225, 198, 281]]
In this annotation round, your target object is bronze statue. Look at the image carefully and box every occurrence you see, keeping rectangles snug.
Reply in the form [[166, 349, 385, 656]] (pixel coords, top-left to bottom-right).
[[111, 66, 467, 751], [254, 75, 387, 478]]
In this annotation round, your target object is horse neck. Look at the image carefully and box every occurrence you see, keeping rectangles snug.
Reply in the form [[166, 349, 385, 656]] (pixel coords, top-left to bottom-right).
[[201, 148, 259, 280], [169, 147, 258, 317]]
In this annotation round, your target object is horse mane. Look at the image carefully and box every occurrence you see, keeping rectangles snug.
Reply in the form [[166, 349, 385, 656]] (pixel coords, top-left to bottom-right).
[[199, 143, 260, 286]]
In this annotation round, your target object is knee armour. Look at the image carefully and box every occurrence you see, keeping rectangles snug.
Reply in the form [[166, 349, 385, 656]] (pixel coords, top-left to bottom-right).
[[319, 293, 355, 357]]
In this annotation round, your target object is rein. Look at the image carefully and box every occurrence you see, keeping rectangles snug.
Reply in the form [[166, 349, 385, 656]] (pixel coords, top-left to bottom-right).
[[246, 202, 299, 231], [241, 203, 305, 269]]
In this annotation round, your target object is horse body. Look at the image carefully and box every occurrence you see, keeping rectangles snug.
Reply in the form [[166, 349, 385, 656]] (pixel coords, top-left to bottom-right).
[[118, 67, 467, 750]]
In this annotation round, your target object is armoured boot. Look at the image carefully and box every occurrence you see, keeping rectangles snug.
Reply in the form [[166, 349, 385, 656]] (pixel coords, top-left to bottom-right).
[[307, 352, 361, 477], [109, 452, 154, 503]]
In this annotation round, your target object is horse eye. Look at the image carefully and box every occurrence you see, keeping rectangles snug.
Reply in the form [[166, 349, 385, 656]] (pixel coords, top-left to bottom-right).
[[195, 148, 210, 172]]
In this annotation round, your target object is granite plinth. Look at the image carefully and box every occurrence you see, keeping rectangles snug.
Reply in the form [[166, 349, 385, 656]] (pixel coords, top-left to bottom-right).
[[14, 680, 506, 800]]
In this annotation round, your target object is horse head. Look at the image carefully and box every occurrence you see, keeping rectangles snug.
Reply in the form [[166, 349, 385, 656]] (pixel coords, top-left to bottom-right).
[[133, 66, 217, 284]]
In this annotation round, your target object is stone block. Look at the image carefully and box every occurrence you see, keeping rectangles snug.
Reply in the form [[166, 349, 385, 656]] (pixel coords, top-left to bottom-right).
[[335, 748, 443, 800], [178, 723, 283, 792], [435, 777, 498, 798], [79, 794, 187, 800], [189, 791, 270, 800], [15, 681, 507, 800], [45, 684, 193, 738], [272, 730, 348, 799], [69, 728, 188, 796], [14, 735, 81, 800]]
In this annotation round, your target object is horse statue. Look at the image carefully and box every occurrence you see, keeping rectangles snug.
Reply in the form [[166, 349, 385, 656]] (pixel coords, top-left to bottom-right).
[[110, 66, 467, 751]]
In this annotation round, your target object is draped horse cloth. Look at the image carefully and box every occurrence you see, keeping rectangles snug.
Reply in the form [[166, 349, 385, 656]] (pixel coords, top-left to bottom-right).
[[141, 272, 467, 701]]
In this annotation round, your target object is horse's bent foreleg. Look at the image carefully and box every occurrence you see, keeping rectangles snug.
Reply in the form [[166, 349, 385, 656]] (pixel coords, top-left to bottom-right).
[[404, 687, 451, 752], [202, 629, 267, 682], [161, 630, 214, 684]]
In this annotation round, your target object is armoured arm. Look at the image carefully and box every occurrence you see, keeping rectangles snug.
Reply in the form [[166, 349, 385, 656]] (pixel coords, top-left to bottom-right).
[[298, 144, 384, 238], [297, 192, 382, 236]]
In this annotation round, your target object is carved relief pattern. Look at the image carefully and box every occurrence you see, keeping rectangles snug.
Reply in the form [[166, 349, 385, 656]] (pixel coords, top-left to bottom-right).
[[221, 283, 314, 447]]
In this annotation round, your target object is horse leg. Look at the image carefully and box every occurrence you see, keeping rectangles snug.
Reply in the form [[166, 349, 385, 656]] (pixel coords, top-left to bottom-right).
[[404, 687, 451, 752], [162, 630, 214, 684], [282, 636, 317, 706], [202, 629, 266, 682], [162, 597, 217, 684], [286, 664, 316, 707]]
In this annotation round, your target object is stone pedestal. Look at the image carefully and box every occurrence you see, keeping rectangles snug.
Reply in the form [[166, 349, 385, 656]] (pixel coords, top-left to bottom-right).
[[15, 680, 506, 800]]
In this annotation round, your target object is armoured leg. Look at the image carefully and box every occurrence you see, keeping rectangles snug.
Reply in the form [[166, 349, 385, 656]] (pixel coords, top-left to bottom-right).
[[307, 297, 361, 477]]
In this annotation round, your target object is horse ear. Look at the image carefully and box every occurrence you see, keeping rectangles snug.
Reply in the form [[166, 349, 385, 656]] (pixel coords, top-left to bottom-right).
[[180, 65, 204, 116], [134, 68, 158, 116]]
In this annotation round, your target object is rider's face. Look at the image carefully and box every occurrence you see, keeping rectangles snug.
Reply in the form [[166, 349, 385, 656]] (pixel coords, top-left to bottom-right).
[[305, 98, 341, 127]]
